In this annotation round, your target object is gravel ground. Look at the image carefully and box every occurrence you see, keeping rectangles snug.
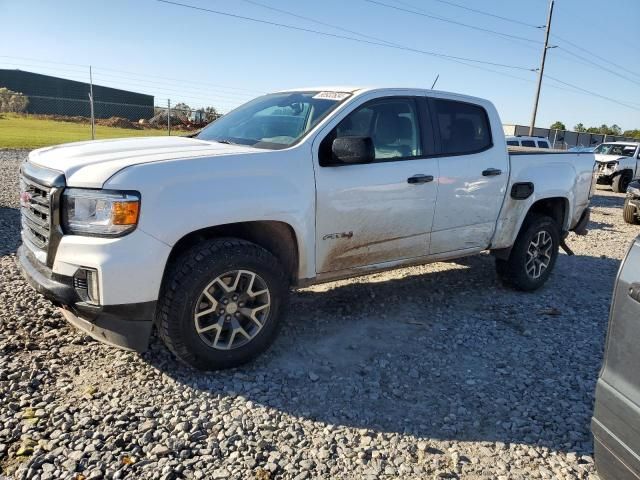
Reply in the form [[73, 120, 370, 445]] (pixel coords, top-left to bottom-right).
[[1, 148, 638, 480]]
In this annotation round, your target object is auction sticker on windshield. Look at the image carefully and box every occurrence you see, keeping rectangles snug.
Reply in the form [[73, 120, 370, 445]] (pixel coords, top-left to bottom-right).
[[313, 91, 350, 101]]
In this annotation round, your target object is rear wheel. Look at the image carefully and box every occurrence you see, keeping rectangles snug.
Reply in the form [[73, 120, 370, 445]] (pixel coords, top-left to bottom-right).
[[612, 172, 632, 193], [496, 214, 560, 291], [623, 198, 640, 225], [157, 238, 289, 370]]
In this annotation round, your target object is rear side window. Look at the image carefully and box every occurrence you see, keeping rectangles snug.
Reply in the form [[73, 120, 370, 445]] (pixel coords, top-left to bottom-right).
[[537, 141, 550, 148], [432, 99, 492, 155], [521, 140, 536, 147], [507, 140, 519, 146]]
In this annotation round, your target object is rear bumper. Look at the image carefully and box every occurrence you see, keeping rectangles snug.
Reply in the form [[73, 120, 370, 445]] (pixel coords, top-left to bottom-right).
[[17, 244, 155, 351]]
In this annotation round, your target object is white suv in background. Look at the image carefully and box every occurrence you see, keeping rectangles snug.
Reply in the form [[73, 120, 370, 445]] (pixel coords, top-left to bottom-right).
[[506, 135, 551, 149]]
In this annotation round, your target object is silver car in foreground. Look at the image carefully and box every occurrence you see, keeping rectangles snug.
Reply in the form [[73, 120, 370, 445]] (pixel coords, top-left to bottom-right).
[[592, 234, 640, 479]]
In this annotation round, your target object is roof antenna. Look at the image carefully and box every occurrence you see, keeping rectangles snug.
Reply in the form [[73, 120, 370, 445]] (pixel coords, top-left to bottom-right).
[[431, 74, 440, 89]]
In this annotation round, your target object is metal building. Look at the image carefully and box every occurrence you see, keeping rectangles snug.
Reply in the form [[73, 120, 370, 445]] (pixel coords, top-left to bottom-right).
[[0, 69, 154, 121]]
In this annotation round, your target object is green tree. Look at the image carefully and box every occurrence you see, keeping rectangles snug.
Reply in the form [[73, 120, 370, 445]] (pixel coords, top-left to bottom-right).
[[574, 123, 586, 132], [203, 106, 220, 122], [550, 121, 566, 130], [623, 129, 640, 139], [609, 124, 622, 135], [0, 87, 29, 113]]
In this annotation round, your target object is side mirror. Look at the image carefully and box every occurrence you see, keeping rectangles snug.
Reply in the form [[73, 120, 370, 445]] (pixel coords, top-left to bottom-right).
[[331, 136, 375, 165]]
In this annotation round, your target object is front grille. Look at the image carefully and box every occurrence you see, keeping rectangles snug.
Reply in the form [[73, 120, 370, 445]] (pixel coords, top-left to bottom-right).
[[20, 176, 52, 250]]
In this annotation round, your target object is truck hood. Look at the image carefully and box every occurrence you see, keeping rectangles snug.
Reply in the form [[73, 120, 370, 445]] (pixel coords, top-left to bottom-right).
[[595, 154, 626, 163], [28, 136, 262, 188]]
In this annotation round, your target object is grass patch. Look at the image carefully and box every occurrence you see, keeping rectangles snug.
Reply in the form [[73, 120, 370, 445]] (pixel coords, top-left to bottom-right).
[[0, 113, 187, 149]]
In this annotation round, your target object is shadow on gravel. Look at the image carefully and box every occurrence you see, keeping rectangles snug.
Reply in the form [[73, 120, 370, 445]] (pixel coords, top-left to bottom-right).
[[0, 207, 20, 256], [144, 251, 619, 457], [590, 191, 625, 209]]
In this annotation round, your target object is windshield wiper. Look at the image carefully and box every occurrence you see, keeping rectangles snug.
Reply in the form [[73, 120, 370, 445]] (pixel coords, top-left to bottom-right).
[[215, 139, 237, 145]]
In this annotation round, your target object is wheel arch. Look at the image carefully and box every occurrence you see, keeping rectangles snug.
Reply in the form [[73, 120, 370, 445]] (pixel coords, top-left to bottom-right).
[[162, 220, 300, 286], [492, 195, 569, 259]]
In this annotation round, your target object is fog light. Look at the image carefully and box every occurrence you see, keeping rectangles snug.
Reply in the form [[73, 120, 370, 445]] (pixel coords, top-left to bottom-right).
[[73, 268, 100, 305]]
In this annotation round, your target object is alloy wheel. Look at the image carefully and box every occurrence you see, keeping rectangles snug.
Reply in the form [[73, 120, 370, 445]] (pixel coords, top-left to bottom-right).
[[193, 270, 271, 350]]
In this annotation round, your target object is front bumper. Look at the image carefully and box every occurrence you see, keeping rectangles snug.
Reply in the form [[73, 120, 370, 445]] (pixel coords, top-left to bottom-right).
[[17, 245, 155, 351], [596, 174, 614, 185]]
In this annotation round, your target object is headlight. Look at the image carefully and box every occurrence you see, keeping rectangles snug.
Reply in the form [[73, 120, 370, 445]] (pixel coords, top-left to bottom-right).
[[62, 189, 140, 236], [628, 186, 640, 197]]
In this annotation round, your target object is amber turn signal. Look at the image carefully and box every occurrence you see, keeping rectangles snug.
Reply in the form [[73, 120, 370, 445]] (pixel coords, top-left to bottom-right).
[[112, 201, 140, 225]]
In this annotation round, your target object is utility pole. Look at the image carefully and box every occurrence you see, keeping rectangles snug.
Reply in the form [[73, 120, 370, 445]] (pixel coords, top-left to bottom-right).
[[167, 99, 171, 136], [528, 0, 555, 136], [89, 66, 96, 140]]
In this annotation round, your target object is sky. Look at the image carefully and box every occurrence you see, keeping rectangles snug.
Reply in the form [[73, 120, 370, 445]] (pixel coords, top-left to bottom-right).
[[1, 0, 639, 131]]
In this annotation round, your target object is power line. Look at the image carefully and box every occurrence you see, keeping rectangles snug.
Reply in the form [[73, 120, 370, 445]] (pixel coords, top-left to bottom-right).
[[155, 0, 535, 71], [543, 74, 640, 112], [0, 55, 265, 95], [554, 47, 640, 87], [237, 0, 397, 46], [234, 0, 550, 89], [364, 0, 542, 44], [392, 0, 543, 29], [550, 34, 640, 78], [0, 62, 250, 111]]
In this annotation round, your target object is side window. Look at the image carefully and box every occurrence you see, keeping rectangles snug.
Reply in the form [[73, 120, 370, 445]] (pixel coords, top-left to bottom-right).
[[537, 141, 550, 149], [521, 140, 536, 147], [320, 98, 423, 165], [432, 99, 492, 155], [507, 140, 519, 146]]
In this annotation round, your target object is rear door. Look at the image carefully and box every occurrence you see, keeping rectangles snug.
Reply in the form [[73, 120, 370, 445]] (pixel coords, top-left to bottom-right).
[[427, 97, 509, 255], [592, 235, 640, 479], [313, 95, 439, 273]]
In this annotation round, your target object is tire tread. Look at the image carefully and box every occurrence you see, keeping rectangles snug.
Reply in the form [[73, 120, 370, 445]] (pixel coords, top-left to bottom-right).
[[156, 238, 287, 370]]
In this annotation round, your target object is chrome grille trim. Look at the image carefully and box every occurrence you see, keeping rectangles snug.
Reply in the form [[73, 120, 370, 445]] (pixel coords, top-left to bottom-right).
[[19, 161, 66, 267], [20, 177, 52, 251]]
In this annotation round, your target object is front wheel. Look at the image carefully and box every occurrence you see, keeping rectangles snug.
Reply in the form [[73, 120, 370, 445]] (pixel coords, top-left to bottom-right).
[[623, 198, 640, 224], [496, 214, 560, 291], [612, 172, 632, 193], [156, 238, 289, 370]]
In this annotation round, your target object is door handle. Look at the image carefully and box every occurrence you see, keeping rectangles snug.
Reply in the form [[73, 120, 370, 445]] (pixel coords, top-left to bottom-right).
[[407, 174, 434, 184], [482, 168, 502, 177], [630, 283, 640, 303]]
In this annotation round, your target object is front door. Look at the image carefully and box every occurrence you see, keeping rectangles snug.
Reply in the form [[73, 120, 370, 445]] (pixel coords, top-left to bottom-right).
[[313, 96, 438, 274], [593, 235, 640, 478], [427, 97, 509, 255]]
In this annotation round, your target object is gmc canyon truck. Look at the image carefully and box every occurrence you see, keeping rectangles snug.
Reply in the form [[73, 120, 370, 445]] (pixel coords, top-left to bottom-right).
[[17, 87, 594, 370], [594, 141, 640, 193]]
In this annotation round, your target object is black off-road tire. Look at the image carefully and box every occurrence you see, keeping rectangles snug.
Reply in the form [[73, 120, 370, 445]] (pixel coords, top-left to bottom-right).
[[156, 238, 289, 370], [623, 198, 640, 224], [495, 214, 560, 292], [612, 172, 632, 193]]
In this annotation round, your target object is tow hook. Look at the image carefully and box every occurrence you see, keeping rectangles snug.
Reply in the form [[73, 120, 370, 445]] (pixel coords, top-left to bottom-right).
[[560, 235, 575, 256]]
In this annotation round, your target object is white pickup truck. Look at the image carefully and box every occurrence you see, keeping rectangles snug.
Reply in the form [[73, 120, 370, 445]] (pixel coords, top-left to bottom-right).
[[594, 141, 640, 192], [17, 87, 594, 370]]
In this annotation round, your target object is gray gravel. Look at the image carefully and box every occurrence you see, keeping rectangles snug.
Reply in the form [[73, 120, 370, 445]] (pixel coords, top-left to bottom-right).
[[1, 147, 637, 479]]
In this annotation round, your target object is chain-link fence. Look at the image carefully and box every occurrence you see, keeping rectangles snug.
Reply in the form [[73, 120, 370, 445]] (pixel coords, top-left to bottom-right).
[[0, 90, 223, 148]]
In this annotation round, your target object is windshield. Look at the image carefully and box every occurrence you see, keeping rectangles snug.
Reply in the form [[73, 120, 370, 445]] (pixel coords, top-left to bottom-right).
[[593, 143, 637, 157], [197, 91, 351, 150]]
